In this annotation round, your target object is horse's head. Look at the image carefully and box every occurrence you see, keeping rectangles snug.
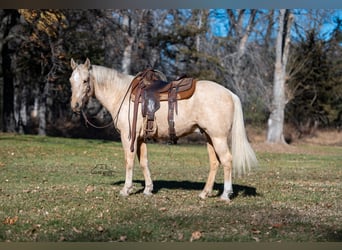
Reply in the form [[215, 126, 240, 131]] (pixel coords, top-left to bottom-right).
[[69, 58, 94, 113]]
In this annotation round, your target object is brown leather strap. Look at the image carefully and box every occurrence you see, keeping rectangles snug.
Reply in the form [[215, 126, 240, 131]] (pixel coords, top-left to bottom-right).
[[168, 84, 178, 144], [129, 70, 195, 150], [130, 85, 142, 152]]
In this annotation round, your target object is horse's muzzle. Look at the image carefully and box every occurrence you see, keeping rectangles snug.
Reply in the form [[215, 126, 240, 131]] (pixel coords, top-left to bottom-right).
[[71, 102, 82, 114]]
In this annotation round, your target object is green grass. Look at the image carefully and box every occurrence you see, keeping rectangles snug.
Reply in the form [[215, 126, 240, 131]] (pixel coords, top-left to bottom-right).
[[0, 133, 341, 242]]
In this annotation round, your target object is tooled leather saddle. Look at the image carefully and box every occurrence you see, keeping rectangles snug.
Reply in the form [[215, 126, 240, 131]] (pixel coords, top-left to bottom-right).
[[129, 69, 196, 152]]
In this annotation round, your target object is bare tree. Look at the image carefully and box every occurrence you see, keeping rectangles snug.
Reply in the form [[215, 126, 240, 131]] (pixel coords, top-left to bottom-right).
[[215, 10, 261, 103], [212, 9, 275, 120], [267, 9, 294, 143]]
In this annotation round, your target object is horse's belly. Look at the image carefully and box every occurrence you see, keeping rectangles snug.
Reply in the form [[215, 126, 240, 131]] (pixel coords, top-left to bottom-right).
[[152, 100, 197, 138]]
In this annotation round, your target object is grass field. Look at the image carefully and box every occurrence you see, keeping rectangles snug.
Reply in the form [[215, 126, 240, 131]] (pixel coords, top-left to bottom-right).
[[0, 133, 341, 242]]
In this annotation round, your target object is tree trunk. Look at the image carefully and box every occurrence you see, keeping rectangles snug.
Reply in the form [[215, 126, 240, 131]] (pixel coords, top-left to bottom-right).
[[195, 10, 203, 52], [13, 73, 20, 133], [18, 85, 28, 134], [121, 12, 133, 74], [264, 10, 275, 49], [31, 96, 38, 118], [122, 37, 133, 74], [267, 9, 293, 143], [38, 81, 49, 136], [1, 10, 19, 132], [228, 9, 257, 103]]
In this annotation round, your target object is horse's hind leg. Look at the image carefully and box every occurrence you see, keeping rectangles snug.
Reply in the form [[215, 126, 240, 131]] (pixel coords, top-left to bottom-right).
[[199, 137, 220, 199], [211, 137, 233, 201], [137, 140, 153, 195]]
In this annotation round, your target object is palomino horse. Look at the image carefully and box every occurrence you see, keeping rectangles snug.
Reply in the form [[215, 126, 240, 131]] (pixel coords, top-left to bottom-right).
[[69, 58, 258, 201]]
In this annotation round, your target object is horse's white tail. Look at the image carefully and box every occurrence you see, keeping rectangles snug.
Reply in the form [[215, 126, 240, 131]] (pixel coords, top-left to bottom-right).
[[231, 93, 258, 176]]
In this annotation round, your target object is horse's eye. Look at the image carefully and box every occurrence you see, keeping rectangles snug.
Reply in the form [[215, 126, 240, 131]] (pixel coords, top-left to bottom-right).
[[83, 80, 88, 84]]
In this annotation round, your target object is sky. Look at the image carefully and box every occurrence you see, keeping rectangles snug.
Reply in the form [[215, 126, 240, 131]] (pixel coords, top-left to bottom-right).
[[209, 9, 342, 40]]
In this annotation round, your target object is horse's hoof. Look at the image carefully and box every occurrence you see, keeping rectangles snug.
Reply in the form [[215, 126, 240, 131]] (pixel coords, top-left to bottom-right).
[[143, 185, 153, 196], [198, 191, 207, 199], [120, 188, 131, 197], [143, 190, 153, 196], [220, 193, 232, 202]]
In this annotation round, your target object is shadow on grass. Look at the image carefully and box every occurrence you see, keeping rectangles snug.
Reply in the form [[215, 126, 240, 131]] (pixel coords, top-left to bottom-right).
[[325, 229, 342, 241], [111, 179, 258, 199]]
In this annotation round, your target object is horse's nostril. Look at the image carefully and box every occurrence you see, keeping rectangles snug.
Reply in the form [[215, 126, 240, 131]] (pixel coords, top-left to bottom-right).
[[71, 102, 81, 113]]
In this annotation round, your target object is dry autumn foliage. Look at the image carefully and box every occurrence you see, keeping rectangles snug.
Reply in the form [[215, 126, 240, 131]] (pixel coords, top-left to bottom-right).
[[3, 216, 18, 225]]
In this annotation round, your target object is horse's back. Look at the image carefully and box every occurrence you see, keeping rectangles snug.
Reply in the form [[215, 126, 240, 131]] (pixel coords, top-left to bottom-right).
[[189, 80, 235, 136], [195, 80, 234, 98], [192, 80, 235, 113]]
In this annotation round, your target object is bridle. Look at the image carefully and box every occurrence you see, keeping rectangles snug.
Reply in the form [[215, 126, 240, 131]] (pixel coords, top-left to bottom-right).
[[78, 65, 134, 132], [79, 66, 114, 129]]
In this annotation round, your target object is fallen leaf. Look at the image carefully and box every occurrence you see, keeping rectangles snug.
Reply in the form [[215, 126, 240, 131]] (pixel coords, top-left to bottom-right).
[[3, 216, 18, 225], [271, 223, 283, 228], [58, 236, 66, 242], [27, 224, 41, 236], [251, 228, 261, 234], [85, 185, 95, 193], [325, 203, 333, 209], [119, 235, 127, 242], [252, 236, 260, 242], [190, 231, 202, 242], [97, 226, 104, 232], [72, 227, 82, 234]]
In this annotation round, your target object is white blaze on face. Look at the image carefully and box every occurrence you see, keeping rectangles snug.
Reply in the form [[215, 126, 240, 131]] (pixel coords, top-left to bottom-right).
[[73, 71, 80, 83], [71, 71, 83, 100]]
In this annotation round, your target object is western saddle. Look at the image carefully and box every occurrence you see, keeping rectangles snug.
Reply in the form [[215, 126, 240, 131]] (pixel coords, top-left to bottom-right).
[[129, 69, 196, 152]]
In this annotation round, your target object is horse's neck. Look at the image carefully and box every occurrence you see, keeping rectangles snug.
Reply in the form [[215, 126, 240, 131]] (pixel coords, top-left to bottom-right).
[[91, 66, 133, 116]]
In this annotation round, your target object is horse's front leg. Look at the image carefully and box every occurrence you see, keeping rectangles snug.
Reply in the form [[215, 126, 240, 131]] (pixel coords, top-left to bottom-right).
[[137, 140, 153, 195], [119, 138, 136, 196]]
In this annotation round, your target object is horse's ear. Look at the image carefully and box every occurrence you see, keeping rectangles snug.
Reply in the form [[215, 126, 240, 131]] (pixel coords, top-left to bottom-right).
[[71, 58, 77, 70], [84, 58, 91, 69]]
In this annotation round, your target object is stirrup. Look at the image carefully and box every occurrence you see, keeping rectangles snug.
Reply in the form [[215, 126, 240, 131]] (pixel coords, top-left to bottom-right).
[[143, 119, 156, 140]]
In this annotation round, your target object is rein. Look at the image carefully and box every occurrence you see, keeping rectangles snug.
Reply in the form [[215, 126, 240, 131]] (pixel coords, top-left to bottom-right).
[[81, 109, 114, 129], [80, 67, 135, 132], [79, 67, 114, 129]]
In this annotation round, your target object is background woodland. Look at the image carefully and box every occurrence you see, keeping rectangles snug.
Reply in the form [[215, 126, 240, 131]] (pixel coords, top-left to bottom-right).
[[0, 9, 341, 142]]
